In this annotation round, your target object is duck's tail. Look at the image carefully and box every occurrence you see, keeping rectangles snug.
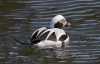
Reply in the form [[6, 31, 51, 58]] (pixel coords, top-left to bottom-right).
[[11, 36, 41, 45], [11, 36, 31, 45]]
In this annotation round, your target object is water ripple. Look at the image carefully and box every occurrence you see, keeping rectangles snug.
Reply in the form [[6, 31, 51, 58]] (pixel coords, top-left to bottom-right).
[[0, 0, 100, 64]]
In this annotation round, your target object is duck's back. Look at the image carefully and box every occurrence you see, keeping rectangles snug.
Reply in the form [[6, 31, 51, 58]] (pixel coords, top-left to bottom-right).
[[30, 27, 69, 44]]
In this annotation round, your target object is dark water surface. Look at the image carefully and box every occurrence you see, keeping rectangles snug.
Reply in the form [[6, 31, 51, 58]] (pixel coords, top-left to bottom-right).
[[0, 0, 100, 64]]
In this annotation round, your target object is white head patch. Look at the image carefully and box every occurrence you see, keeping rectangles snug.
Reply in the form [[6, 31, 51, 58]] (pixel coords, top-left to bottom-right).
[[50, 15, 67, 28]]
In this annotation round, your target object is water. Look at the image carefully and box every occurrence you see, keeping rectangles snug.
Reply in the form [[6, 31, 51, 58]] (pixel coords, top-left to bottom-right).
[[0, 0, 100, 64]]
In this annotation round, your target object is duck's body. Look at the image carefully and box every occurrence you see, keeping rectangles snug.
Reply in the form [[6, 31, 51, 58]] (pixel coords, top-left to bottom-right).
[[12, 15, 71, 49], [29, 15, 71, 48], [29, 27, 69, 48]]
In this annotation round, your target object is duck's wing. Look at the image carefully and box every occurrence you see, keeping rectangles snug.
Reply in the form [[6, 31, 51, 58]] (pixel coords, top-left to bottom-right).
[[29, 27, 47, 42], [30, 28, 58, 44], [37, 29, 57, 41], [59, 34, 68, 41], [58, 32, 69, 43]]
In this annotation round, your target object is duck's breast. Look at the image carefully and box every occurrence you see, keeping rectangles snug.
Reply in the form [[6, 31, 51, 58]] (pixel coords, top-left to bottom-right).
[[35, 40, 62, 49]]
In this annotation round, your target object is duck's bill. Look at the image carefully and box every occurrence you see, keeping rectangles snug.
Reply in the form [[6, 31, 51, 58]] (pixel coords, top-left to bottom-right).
[[65, 22, 71, 27]]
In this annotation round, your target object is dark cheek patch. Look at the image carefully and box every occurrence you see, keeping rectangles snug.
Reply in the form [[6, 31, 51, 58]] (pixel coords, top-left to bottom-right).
[[54, 22, 63, 28]]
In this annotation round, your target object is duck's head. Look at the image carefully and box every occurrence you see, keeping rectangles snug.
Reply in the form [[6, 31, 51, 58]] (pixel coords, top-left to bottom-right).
[[50, 15, 71, 28]]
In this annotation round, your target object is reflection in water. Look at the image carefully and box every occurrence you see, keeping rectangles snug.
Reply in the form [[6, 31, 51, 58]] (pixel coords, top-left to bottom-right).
[[0, 0, 100, 64]]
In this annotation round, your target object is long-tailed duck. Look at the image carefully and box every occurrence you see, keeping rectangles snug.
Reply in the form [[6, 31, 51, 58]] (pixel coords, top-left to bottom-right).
[[12, 15, 71, 49]]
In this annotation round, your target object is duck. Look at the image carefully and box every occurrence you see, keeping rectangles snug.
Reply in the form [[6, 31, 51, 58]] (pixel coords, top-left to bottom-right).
[[29, 15, 71, 48], [11, 15, 71, 49]]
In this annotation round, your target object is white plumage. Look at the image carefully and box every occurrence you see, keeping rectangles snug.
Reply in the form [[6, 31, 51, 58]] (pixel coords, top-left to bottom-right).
[[29, 15, 71, 49]]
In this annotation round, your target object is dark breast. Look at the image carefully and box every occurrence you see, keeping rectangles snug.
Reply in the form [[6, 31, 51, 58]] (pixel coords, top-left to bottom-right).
[[54, 22, 63, 29]]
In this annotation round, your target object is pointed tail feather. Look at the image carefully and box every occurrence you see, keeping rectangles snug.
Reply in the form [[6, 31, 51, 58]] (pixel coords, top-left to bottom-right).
[[11, 36, 31, 45]]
